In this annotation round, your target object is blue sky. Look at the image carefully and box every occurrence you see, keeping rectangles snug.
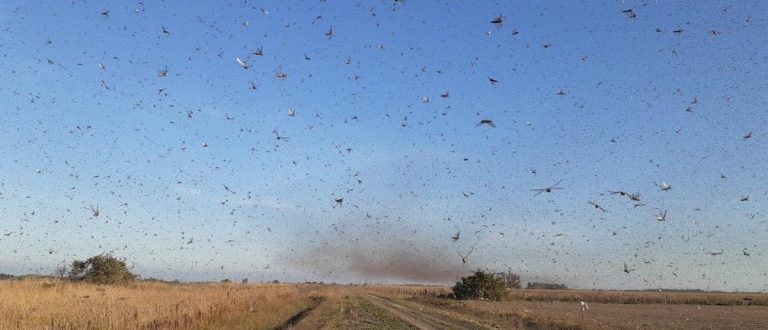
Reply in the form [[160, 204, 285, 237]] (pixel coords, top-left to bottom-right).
[[0, 0, 766, 291]]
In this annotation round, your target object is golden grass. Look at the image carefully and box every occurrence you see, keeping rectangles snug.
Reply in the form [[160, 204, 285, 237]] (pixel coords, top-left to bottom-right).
[[0, 278, 327, 329]]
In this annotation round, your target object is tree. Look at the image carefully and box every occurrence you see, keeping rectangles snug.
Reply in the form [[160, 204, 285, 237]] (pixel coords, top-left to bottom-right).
[[0, 273, 16, 280], [53, 265, 68, 279], [496, 271, 521, 289], [68, 254, 136, 284], [452, 270, 508, 301]]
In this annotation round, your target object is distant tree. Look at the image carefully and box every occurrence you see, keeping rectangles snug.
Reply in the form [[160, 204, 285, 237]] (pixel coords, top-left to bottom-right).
[[452, 270, 507, 301], [222, 279, 231, 283], [0, 273, 16, 280], [495, 271, 521, 289], [241, 278, 248, 284], [53, 265, 68, 279], [68, 254, 136, 284]]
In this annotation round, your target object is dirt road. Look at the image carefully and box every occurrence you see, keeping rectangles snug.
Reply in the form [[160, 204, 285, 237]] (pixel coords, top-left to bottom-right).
[[363, 295, 448, 330], [293, 293, 417, 329], [293, 292, 490, 330]]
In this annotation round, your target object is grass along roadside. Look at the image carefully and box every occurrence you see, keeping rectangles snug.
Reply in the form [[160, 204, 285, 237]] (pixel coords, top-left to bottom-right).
[[0, 278, 326, 329]]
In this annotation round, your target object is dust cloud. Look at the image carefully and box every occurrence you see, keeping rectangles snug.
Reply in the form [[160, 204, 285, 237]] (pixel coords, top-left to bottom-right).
[[292, 241, 470, 284]]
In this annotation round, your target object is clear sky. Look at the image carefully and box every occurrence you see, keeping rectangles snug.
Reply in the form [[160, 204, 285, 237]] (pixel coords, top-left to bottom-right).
[[0, 1, 766, 291]]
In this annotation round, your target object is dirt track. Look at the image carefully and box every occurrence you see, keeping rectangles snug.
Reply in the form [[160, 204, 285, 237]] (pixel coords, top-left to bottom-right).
[[362, 294, 490, 330], [363, 295, 443, 330]]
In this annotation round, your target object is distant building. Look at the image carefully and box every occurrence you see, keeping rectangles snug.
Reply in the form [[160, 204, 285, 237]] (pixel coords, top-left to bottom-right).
[[526, 282, 568, 290]]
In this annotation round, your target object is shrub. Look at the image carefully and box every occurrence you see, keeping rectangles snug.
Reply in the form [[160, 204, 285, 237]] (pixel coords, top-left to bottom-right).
[[452, 270, 507, 301], [68, 254, 136, 284]]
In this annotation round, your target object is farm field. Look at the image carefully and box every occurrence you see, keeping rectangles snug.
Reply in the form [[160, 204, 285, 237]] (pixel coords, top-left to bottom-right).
[[2, 279, 766, 329]]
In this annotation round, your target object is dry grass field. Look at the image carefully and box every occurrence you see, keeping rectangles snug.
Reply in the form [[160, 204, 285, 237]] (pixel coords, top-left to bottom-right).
[[507, 288, 768, 306], [399, 294, 768, 329], [2, 279, 766, 329], [0, 278, 327, 329]]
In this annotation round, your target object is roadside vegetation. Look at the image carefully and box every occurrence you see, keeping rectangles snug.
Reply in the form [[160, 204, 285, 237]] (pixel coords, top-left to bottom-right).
[[0, 277, 326, 329], [452, 270, 508, 301]]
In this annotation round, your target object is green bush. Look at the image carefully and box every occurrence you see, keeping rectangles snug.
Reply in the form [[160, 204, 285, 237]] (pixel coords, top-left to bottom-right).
[[68, 254, 136, 284], [452, 270, 507, 301]]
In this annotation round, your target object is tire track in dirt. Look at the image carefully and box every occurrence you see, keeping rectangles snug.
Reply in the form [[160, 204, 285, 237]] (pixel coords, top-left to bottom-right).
[[364, 294, 489, 330], [364, 295, 441, 330], [294, 293, 418, 329], [273, 296, 326, 330]]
